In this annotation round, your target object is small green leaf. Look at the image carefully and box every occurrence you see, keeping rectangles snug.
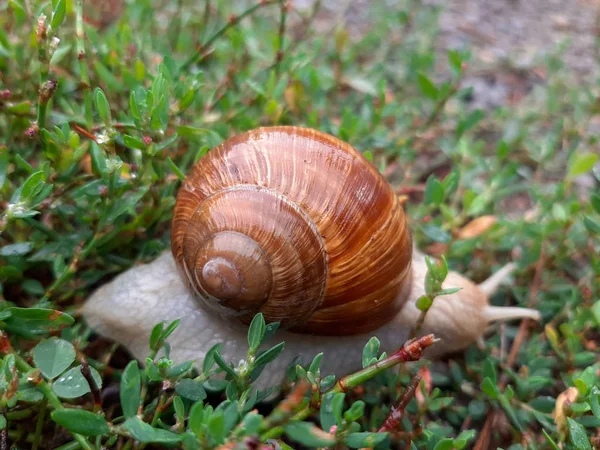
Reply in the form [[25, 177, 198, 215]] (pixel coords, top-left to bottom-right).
[[481, 377, 498, 399], [320, 374, 336, 391], [93, 88, 111, 124], [568, 152, 598, 178], [284, 422, 336, 448], [89, 141, 108, 176], [309, 353, 323, 375], [167, 360, 194, 378], [344, 76, 377, 96], [51, 409, 110, 436], [124, 417, 182, 444], [17, 387, 44, 403], [498, 392, 523, 432], [53, 366, 103, 399], [207, 412, 226, 444], [591, 193, 600, 214], [213, 352, 238, 379], [176, 126, 223, 147], [8, 0, 27, 23], [203, 343, 223, 375], [542, 429, 561, 450], [362, 337, 380, 368], [1, 307, 74, 339], [162, 319, 181, 340], [567, 417, 592, 450], [344, 400, 365, 422], [590, 386, 600, 418], [246, 80, 267, 97], [18, 171, 45, 204], [50, 0, 66, 29], [188, 401, 204, 437], [179, 88, 197, 111], [592, 301, 600, 326], [416, 295, 433, 311], [6, 100, 31, 115], [584, 215, 600, 234], [33, 338, 76, 379], [263, 322, 280, 343], [120, 360, 141, 418], [254, 342, 285, 367], [0, 147, 8, 187], [425, 175, 444, 205], [149, 321, 164, 351], [417, 73, 438, 100], [104, 188, 148, 224], [0, 242, 33, 256], [574, 366, 596, 396], [456, 109, 484, 138], [438, 287, 461, 296], [482, 358, 497, 384], [130, 91, 141, 120], [448, 50, 463, 75], [422, 224, 451, 243], [320, 392, 343, 431], [176, 379, 207, 402], [123, 135, 146, 150], [167, 157, 186, 181], [497, 140, 510, 159], [454, 430, 476, 449], [345, 432, 388, 449], [432, 438, 454, 450], [173, 396, 185, 423], [429, 396, 454, 411], [241, 412, 262, 435], [248, 313, 266, 353]]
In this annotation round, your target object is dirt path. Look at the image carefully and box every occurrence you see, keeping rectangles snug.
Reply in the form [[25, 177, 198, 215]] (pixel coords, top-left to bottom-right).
[[294, 0, 600, 109], [429, 0, 599, 79]]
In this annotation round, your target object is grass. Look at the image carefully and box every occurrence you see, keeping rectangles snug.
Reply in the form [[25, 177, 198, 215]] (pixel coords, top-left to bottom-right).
[[1, 0, 599, 448]]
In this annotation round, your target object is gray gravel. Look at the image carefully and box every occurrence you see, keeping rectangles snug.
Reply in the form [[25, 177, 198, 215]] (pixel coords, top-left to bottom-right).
[[293, 0, 600, 110], [296, 0, 599, 76], [428, 0, 599, 79]]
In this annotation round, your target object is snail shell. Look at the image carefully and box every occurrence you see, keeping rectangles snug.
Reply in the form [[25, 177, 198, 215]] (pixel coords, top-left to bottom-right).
[[171, 126, 413, 335]]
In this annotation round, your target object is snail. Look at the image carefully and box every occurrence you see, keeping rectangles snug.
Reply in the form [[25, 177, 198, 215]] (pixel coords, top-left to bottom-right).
[[83, 127, 541, 390]]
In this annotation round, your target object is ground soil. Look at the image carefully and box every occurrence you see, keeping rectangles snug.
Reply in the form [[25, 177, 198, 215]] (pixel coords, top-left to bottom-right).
[[294, 0, 600, 110]]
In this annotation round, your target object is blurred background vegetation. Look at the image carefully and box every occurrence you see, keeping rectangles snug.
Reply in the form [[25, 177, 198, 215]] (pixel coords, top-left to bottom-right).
[[0, 0, 599, 449]]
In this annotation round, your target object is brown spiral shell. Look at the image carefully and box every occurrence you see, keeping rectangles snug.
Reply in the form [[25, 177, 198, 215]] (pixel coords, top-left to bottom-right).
[[171, 126, 413, 335]]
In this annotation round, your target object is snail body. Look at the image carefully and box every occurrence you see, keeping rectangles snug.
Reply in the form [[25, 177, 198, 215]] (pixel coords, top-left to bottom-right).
[[83, 127, 540, 389]]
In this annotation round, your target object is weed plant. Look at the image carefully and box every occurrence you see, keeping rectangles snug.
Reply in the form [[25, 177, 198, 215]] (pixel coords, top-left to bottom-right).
[[0, 0, 599, 449]]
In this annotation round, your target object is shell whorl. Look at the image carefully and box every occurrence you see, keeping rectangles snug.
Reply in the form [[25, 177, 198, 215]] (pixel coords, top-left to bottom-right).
[[171, 126, 413, 335]]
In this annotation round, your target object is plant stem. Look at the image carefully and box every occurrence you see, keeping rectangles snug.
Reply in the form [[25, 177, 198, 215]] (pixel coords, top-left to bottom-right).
[[6, 408, 34, 420], [75, 0, 93, 130], [53, 442, 82, 450], [260, 334, 437, 441], [332, 334, 437, 393], [378, 374, 421, 432], [135, 388, 169, 450], [38, 234, 99, 304], [202, 0, 212, 41], [36, 14, 52, 133], [179, 0, 277, 73], [274, 0, 288, 73], [31, 400, 48, 450]]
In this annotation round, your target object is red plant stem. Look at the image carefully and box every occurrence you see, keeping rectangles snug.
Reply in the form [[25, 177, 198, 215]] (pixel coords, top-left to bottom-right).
[[378, 374, 422, 432], [334, 334, 437, 393]]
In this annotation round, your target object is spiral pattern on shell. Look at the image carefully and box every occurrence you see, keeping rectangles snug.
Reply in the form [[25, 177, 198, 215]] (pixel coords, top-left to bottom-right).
[[171, 126, 413, 335]]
